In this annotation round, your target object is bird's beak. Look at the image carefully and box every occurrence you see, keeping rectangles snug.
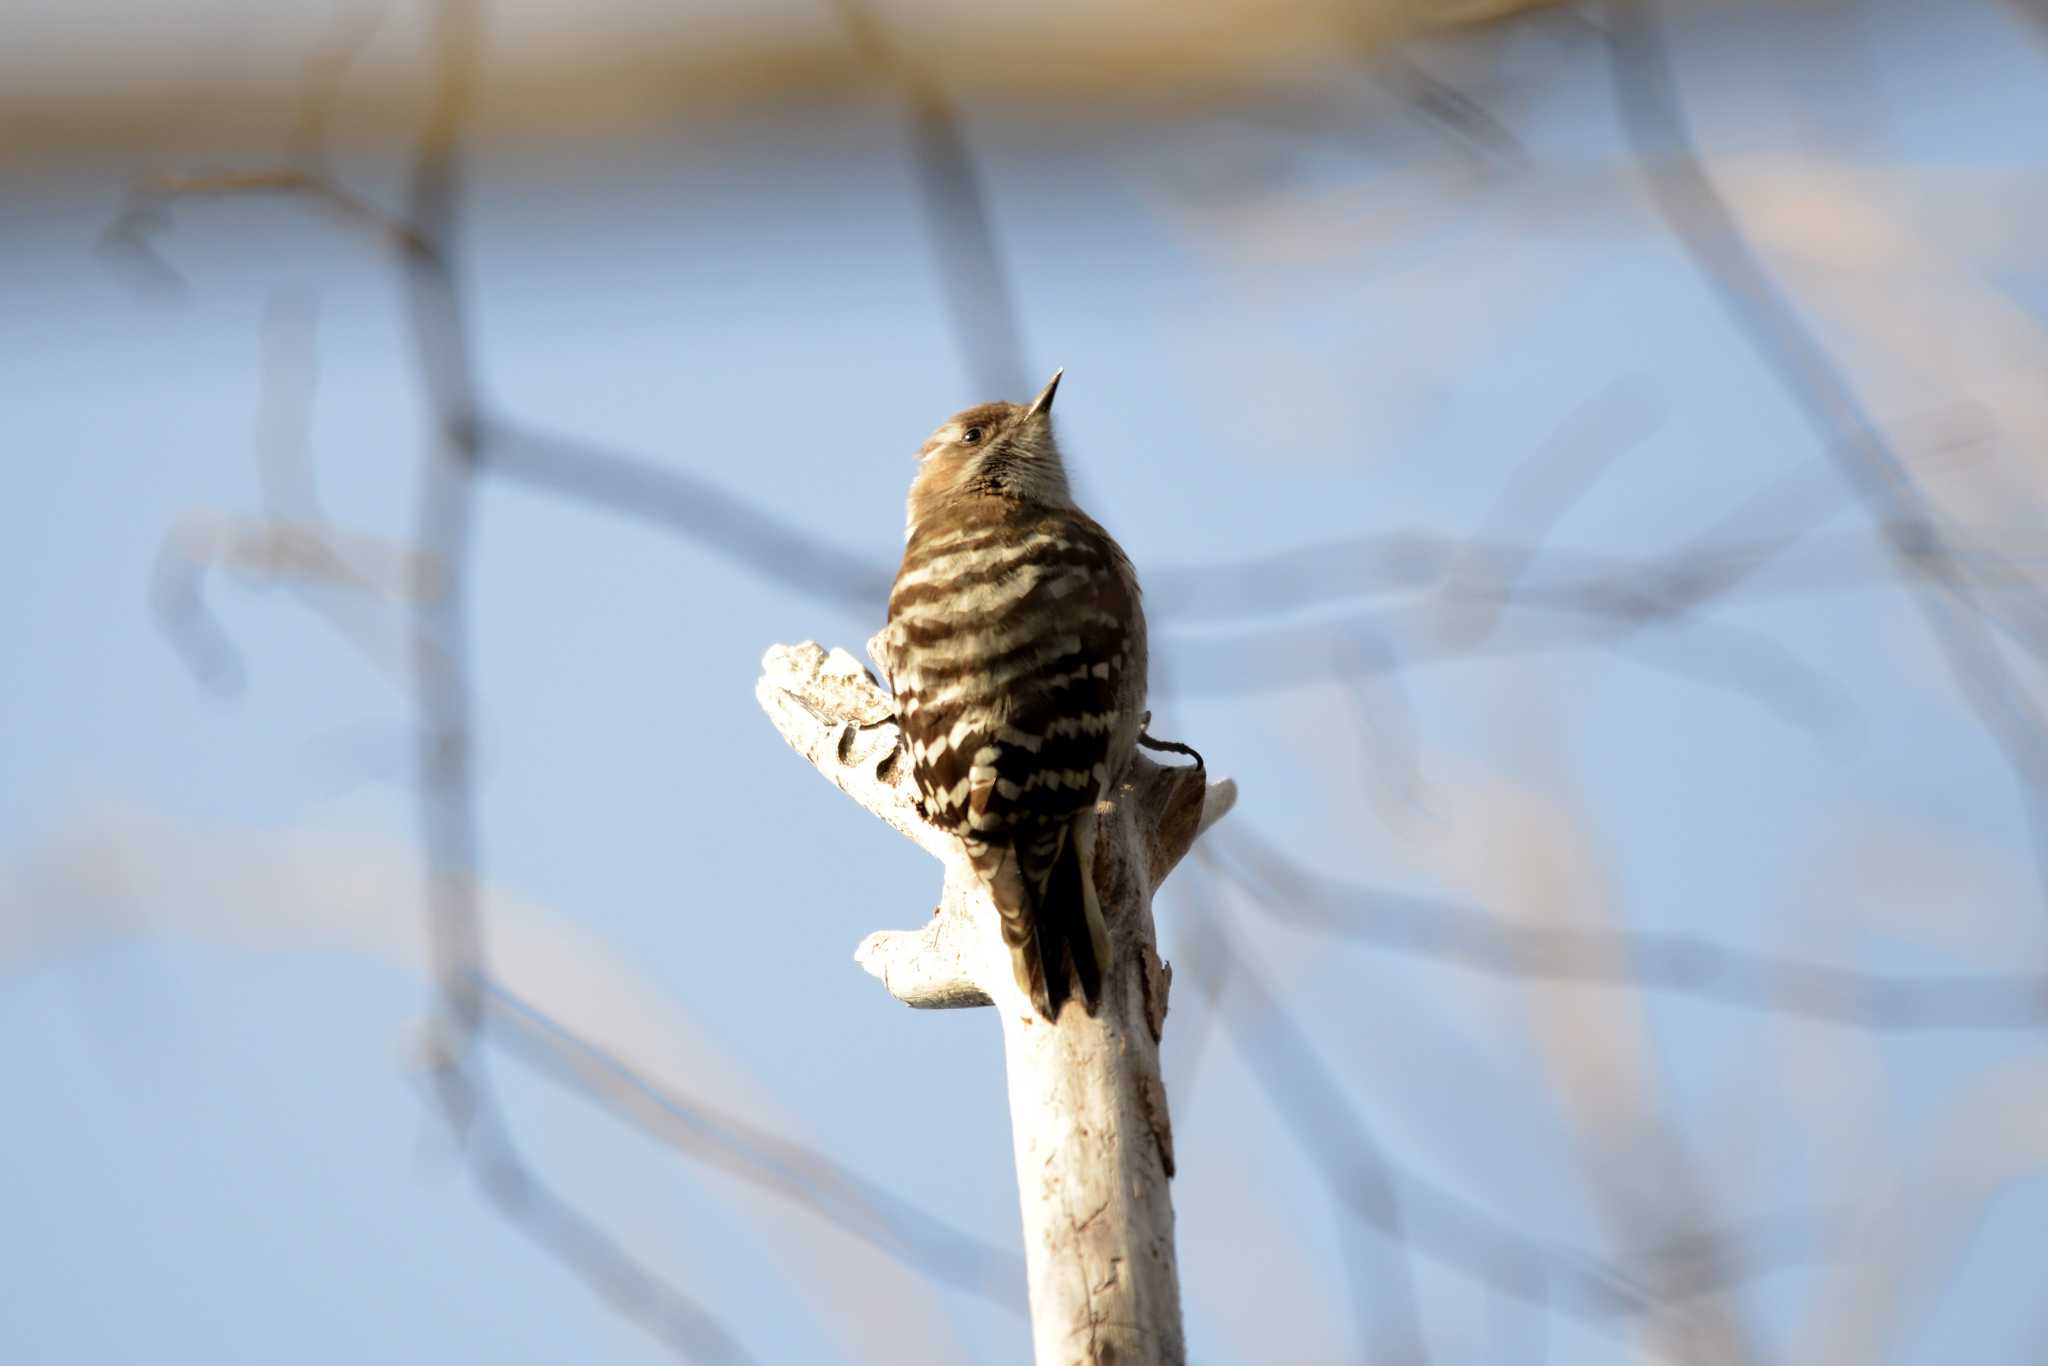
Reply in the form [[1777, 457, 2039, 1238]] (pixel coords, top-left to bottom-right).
[[1025, 368, 1063, 420]]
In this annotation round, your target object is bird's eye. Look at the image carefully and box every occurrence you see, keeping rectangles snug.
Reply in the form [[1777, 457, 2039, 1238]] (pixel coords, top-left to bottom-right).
[[961, 426, 985, 445]]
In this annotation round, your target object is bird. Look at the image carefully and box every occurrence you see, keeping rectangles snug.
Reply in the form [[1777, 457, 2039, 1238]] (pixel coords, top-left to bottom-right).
[[874, 370, 1147, 1021]]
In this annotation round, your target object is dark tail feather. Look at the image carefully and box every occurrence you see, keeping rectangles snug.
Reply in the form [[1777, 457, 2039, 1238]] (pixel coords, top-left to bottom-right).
[[1030, 876, 1071, 1021], [1017, 826, 1102, 1020], [1050, 829, 1103, 1013]]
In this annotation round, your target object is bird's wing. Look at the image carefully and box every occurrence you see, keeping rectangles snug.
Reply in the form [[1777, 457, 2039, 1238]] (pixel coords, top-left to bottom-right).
[[894, 525, 1131, 844]]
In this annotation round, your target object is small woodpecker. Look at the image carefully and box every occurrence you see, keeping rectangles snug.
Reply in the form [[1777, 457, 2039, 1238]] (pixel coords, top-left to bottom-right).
[[876, 370, 1147, 1021]]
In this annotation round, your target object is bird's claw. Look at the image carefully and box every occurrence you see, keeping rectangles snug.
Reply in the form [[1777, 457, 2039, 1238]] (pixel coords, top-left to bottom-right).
[[1138, 731, 1204, 770]]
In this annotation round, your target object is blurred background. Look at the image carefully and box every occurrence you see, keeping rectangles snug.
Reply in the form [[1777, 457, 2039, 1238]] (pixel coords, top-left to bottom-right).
[[5, 0, 2048, 1362]]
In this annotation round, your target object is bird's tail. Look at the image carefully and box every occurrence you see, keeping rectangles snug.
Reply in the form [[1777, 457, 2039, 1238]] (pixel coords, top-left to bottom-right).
[[1024, 820, 1113, 1020], [971, 821, 1112, 1020]]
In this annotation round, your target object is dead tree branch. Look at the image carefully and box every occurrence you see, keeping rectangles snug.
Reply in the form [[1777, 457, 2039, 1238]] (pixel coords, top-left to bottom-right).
[[758, 640, 1234, 1366]]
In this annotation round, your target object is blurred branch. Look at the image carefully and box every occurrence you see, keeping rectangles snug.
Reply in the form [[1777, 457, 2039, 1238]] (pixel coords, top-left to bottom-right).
[[1213, 825, 2048, 1029], [150, 532, 253, 693], [1607, 0, 2048, 904], [1374, 51, 1525, 169], [1201, 49, 1523, 176], [2003, 0, 2048, 44], [120, 169, 430, 259], [115, 172, 890, 613], [1440, 373, 1666, 631], [483, 978, 1028, 1312], [484, 421, 889, 607], [1150, 409, 2030, 731], [832, 0, 1029, 398], [390, 4, 756, 1360], [120, 1, 759, 1357], [1173, 883, 1429, 1362], [1179, 870, 1845, 1328], [1798, 1060, 2048, 1364], [286, 0, 391, 168], [1152, 437, 1862, 730], [162, 514, 438, 600], [1160, 594, 1859, 745], [399, 0, 486, 1117], [152, 510, 441, 690], [452, 1118, 758, 1364], [1150, 405, 2020, 625], [149, 290, 438, 692]]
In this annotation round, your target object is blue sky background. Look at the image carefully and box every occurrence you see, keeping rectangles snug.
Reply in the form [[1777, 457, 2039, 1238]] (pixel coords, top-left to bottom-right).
[[5, 1, 2048, 1362]]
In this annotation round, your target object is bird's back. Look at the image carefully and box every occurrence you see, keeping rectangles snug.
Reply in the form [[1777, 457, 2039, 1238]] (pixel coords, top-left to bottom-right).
[[882, 494, 1145, 1017], [885, 495, 1141, 842]]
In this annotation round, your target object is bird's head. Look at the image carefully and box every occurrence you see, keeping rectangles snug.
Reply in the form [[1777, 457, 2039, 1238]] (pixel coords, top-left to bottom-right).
[[906, 370, 1071, 529]]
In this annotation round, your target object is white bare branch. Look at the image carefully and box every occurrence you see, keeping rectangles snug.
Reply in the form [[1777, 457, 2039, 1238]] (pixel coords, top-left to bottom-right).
[[758, 639, 1234, 1366]]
